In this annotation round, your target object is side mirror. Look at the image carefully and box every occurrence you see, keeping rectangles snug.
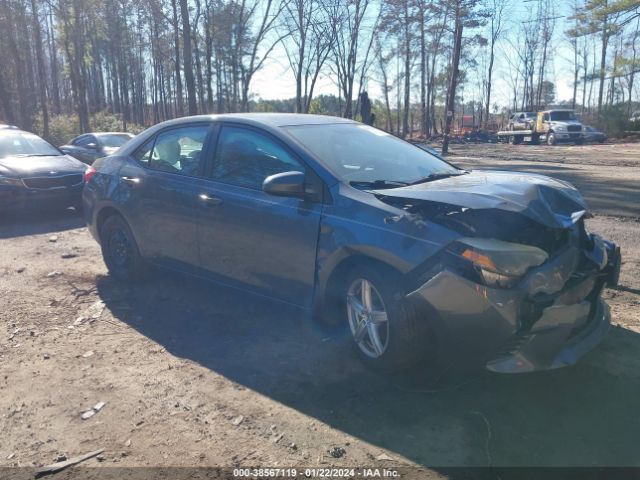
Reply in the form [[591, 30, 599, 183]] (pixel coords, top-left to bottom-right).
[[262, 171, 306, 198], [86, 142, 98, 150]]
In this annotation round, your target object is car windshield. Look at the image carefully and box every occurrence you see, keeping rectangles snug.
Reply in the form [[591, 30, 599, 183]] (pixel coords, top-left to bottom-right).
[[284, 123, 460, 185], [99, 133, 133, 148], [0, 131, 61, 159], [550, 111, 577, 121], [526, 112, 537, 118]]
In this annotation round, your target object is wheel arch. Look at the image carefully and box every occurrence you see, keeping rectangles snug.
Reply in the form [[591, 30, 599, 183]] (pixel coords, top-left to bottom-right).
[[313, 251, 406, 326], [96, 206, 122, 236]]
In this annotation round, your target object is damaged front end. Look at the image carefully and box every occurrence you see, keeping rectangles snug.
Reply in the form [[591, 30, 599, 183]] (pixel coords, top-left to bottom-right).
[[373, 171, 622, 373]]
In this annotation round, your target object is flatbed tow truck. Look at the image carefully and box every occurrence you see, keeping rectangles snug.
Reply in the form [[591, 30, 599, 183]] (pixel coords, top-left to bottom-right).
[[496, 109, 585, 146]]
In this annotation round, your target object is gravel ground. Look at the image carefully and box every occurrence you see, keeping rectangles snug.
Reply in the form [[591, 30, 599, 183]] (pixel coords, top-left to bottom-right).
[[1, 143, 639, 477]]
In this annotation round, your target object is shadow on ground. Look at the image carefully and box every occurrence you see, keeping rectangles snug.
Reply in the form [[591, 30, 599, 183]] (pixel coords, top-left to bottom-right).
[[96, 271, 640, 468], [0, 207, 84, 239]]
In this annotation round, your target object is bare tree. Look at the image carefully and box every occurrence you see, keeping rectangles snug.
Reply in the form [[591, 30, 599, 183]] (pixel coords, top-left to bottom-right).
[[30, 0, 50, 138], [442, 0, 487, 154], [484, 0, 507, 127], [180, 0, 197, 114], [240, 0, 288, 112], [171, 0, 184, 116], [280, 0, 333, 113], [327, 0, 375, 118]]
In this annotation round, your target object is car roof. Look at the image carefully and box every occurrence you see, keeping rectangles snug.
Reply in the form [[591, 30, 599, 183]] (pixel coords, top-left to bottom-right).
[[76, 132, 134, 138], [94, 132, 135, 136], [150, 113, 356, 129], [0, 127, 33, 136]]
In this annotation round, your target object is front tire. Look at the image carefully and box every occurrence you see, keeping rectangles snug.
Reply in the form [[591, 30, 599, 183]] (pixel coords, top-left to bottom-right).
[[100, 214, 148, 282], [547, 132, 556, 145], [342, 266, 430, 372]]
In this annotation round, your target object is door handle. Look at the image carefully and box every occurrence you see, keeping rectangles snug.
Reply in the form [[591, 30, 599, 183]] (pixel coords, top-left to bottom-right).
[[199, 193, 223, 206], [121, 176, 140, 185]]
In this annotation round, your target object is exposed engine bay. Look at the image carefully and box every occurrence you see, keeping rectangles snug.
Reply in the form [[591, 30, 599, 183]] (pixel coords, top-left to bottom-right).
[[369, 170, 622, 373]]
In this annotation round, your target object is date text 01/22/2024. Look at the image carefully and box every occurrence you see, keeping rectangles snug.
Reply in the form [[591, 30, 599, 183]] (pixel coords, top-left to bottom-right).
[[233, 468, 400, 478]]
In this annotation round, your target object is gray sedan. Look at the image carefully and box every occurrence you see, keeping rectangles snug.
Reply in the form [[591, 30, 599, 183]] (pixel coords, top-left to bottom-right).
[[60, 132, 134, 165], [83, 114, 621, 374]]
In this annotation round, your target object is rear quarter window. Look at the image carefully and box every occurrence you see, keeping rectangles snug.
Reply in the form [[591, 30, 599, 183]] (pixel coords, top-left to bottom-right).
[[132, 138, 155, 165]]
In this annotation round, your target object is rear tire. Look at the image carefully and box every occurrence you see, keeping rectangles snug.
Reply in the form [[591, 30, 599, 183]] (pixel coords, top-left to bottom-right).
[[341, 265, 431, 372], [100, 214, 148, 282]]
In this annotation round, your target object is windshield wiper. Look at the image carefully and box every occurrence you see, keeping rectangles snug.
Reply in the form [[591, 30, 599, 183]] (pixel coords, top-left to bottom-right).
[[349, 179, 410, 189], [407, 171, 468, 186]]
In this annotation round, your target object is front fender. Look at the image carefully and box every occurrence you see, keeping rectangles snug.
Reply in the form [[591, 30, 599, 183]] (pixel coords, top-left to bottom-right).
[[313, 184, 458, 315]]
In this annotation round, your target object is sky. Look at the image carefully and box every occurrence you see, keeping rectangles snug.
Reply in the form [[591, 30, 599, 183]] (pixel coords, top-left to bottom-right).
[[249, 0, 579, 109]]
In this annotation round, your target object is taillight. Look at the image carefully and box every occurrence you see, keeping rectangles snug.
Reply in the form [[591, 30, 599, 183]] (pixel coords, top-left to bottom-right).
[[84, 165, 97, 183]]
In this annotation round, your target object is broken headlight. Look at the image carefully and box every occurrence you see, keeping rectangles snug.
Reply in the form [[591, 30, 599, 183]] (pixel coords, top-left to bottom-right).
[[451, 238, 549, 288]]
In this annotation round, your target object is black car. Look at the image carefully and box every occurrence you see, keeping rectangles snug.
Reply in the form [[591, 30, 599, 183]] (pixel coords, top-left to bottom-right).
[[60, 132, 134, 165], [83, 114, 621, 373], [583, 125, 607, 143], [0, 129, 87, 211]]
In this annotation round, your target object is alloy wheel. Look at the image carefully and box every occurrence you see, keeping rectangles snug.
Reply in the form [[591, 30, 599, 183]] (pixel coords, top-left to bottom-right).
[[346, 278, 390, 358]]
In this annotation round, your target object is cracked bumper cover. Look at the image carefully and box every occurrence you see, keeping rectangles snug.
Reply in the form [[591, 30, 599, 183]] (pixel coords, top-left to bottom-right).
[[406, 237, 620, 373]]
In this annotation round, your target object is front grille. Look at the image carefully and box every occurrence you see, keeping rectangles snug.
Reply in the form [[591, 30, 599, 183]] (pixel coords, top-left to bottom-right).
[[22, 174, 83, 189], [567, 125, 582, 132]]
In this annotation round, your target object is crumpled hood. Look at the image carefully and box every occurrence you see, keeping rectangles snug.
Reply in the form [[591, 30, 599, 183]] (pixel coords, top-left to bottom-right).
[[0, 155, 86, 177], [372, 170, 588, 229]]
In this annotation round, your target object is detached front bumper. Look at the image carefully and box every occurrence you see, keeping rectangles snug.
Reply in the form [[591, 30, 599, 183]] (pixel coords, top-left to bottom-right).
[[407, 238, 621, 373]]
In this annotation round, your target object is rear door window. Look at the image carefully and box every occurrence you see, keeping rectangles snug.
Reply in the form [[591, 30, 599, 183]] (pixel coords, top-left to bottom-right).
[[76, 136, 94, 147], [146, 125, 211, 177], [72, 135, 87, 146]]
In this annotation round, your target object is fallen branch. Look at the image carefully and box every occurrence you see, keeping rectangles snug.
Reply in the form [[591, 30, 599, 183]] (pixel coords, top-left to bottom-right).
[[68, 282, 97, 298], [35, 449, 104, 478]]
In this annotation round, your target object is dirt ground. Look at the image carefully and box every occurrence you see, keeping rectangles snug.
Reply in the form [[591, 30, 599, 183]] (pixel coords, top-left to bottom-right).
[[1, 143, 640, 477]]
